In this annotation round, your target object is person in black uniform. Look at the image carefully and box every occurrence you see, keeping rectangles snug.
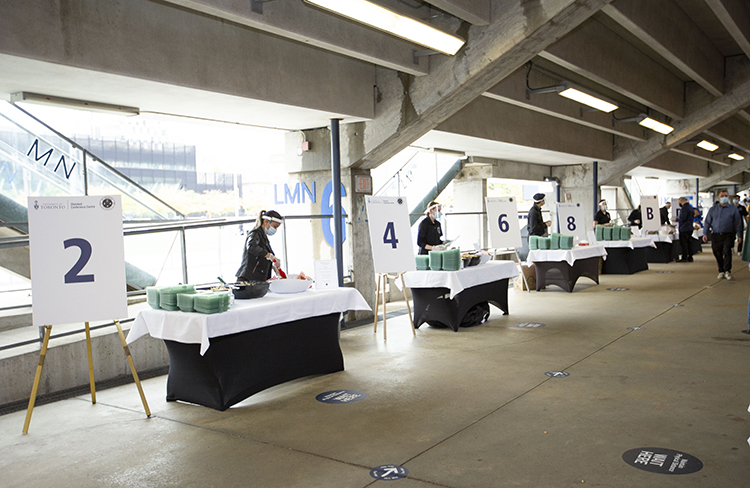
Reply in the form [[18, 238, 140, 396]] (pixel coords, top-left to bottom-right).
[[527, 193, 551, 236], [417, 201, 444, 255], [628, 205, 642, 229], [236, 209, 283, 282], [594, 199, 612, 227], [660, 200, 672, 225]]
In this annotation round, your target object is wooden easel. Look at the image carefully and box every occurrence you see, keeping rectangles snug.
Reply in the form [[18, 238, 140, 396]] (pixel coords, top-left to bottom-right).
[[23, 319, 151, 434], [492, 247, 531, 293], [373, 272, 416, 341]]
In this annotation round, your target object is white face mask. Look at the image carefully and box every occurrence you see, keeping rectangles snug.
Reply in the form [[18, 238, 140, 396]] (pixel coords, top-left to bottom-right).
[[601, 204, 607, 211], [265, 225, 277, 236]]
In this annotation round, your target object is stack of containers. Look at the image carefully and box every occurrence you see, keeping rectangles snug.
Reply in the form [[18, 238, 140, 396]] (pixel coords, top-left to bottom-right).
[[429, 250, 443, 270], [550, 233, 561, 250], [415, 255, 430, 270], [560, 235, 574, 249], [529, 235, 540, 250], [538, 237, 551, 249], [620, 226, 631, 240], [193, 292, 231, 314], [442, 249, 461, 271], [595, 225, 605, 241], [602, 226, 614, 240], [159, 285, 195, 311], [146, 287, 162, 310]]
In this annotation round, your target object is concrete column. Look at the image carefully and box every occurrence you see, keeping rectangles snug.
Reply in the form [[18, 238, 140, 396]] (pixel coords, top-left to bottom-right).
[[553, 163, 597, 237], [285, 127, 375, 321]]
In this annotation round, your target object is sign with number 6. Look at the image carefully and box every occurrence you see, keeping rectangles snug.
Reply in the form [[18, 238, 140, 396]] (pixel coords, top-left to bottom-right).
[[365, 196, 416, 274], [486, 197, 522, 249], [28, 196, 127, 325], [556, 203, 587, 242]]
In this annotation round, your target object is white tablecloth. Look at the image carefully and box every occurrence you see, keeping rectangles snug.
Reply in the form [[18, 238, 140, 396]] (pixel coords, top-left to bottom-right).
[[400, 261, 518, 299], [597, 237, 656, 249], [646, 234, 674, 243], [127, 287, 371, 355], [526, 245, 607, 266]]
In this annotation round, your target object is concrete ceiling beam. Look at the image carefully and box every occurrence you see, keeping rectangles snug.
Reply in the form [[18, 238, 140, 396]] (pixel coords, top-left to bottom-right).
[[599, 73, 750, 186], [426, 0, 491, 26], [700, 152, 750, 189], [352, 0, 614, 170], [704, 117, 750, 154], [160, 0, 430, 76], [643, 151, 709, 178], [539, 17, 684, 119], [705, 0, 750, 59], [669, 147, 729, 167], [601, 0, 724, 97], [482, 65, 646, 141], [437, 96, 613, 161]]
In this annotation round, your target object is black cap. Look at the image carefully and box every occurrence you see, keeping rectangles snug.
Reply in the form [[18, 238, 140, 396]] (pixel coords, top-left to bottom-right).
[[533, 193, 545, 203]]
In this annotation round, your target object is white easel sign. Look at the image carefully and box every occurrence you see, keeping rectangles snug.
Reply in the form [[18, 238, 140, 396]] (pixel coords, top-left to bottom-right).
[[365, 196, 416, 274], [556, 202, 587, 242], [28, 196, 127, 325], [641, 195, 660, 232], [486, 197, 522, 249]]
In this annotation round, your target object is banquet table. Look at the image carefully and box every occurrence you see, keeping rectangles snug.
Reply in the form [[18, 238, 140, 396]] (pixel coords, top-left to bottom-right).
[[598, 237, 655, 274], [644, 234, 676, 263], [526, 245, 607, 292], [401, 261, 518, 332], [127, 287, 370, 410]]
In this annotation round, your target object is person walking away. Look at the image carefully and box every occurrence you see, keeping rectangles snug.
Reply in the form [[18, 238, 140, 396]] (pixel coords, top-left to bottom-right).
[[527, 193, 551, 237], [703, 189, 743, 280], [676, 197, 694, 262]]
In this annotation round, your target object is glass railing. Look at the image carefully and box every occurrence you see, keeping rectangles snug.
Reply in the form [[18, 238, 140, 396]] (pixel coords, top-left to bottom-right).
[[0, 101, 183, 220]]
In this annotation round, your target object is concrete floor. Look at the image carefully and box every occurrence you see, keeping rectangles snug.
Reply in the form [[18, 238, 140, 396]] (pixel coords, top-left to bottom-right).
[[1, 248, 749, 487]]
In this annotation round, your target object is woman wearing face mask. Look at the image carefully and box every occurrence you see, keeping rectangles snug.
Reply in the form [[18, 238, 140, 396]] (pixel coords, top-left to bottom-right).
[[417, 201, 444, 255], [236, 210, 284, 282], [594, 199, 612, 227]]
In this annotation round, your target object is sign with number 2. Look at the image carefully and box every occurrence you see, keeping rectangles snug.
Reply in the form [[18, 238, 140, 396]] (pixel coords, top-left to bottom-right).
[[28, 196, 127, 325], [365, 196, 416, 274]]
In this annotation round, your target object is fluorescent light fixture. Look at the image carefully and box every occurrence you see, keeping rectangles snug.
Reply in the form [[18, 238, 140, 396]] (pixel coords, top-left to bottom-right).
[[696, 140, 719, 152], [11, 92, 140, 116], [304, 0, 465, 55], [637, 116, 674, 135], [728, 153, 744, 160], [558, 85, 618, 113]]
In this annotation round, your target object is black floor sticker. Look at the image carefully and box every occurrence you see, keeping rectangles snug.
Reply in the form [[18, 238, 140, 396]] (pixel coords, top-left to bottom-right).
[[627, 327, 643, 330], [607, 288, 629, 291], [622, 448, 703, 475], [545, 371, 569, 377], [315, 390, 366, 404], [370, 464, 408, 480]]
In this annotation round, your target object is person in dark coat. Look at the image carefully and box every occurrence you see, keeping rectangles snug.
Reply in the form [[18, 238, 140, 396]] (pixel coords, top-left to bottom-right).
[[417, 201, 444, 255], [628, 205, 642, 229], [660, 200, 672, 225], [676, 197, 695, 262], [236, 209, 283, 282], [527, 193, 551, 237], [594, 199, 611, 227]]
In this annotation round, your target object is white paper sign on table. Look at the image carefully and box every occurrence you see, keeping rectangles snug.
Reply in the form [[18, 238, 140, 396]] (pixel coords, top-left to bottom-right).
[[313, 259, 338, 289], [486, 197, 522, 249], [365, 196, 416, 274], [641, 195, 660, 232], [556, 202, 587, 242], [671, 198, 680, 222], [28, 195, 127, 325]]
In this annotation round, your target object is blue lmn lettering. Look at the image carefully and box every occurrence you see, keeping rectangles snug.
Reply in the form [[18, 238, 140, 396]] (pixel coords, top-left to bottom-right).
[[54, 155, 77, 179], [285, 183, 301, 204], [274, 185, 284, 205], [27, 139, 53, 166], [0, 161, 17, 185], [302, 181, 316, 203]]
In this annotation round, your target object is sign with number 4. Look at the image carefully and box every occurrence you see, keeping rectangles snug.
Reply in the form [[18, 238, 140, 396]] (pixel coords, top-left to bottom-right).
[[486, 197, 522, 249], [365, 196, 416, 274], [556, 203, 587, 242], [28, 196, 127, 325]]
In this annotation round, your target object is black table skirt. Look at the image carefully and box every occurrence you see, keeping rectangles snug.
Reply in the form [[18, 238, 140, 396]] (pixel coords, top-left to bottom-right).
[[411, 279, 509, 332], [602, 247, 649, 274], [163, 312, 343, 411], [534, 256, 600, 292], [647, 241, 673, 263]]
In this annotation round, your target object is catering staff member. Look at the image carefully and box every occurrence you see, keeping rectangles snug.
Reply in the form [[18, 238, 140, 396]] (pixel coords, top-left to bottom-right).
[[236, 210, 283, 282], [660, 200, 672, 225], [628, 205, 642, 229], [417, 201, 444, 255], [527, 193, 551, 236], [594, 199, 612, 227]]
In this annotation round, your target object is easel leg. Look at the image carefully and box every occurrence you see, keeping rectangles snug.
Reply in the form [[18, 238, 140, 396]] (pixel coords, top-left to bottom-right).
[[114, 320, 151, 417], [382, 275, 388, 342], [84, 322, 96, 404], [514, 249, 531, 293], [399, 273, 416, 336], [373, 273, 381, 333], [23, 325, 52, 434]]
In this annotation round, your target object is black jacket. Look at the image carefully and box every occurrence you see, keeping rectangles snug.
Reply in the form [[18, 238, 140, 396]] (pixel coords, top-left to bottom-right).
[[236, 228, 274, 282], [527, 205, 546, 236], [417, 217, 443, 255], [660, 206, 671, 225], [628, 208, 642, 229]]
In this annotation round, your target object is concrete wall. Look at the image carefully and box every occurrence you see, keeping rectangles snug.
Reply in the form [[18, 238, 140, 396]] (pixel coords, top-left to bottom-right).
[[553, 163, 597, 236]]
